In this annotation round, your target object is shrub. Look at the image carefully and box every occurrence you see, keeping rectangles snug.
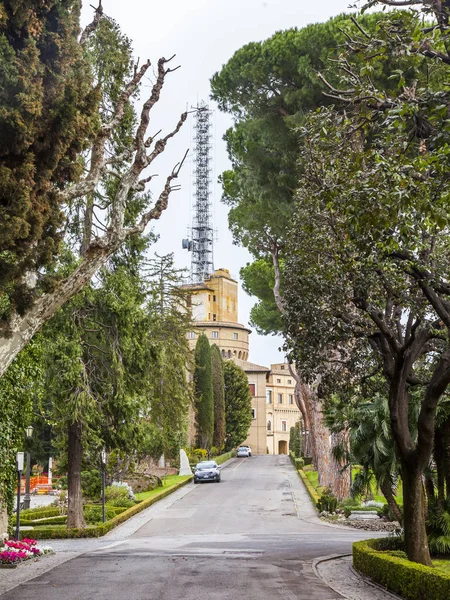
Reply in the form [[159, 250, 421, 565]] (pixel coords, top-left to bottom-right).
[[105, 498, 135, 509], [353, 538, 450, 600], [105, 482, 135, 503], [190, 448, 208, 463], [84, 505, 119, 524], [81, 470, 102, 501], [316, 487, 338, 513]]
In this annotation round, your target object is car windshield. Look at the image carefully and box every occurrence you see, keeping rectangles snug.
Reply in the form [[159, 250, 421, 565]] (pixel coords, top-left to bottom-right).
[[196, 461, 216, 470], [238, 447, 247, 451]]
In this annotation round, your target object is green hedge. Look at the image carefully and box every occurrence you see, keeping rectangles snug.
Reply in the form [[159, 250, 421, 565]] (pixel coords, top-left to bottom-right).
[[28, 476, 192, 540], [215, 450, 236, 465], [20, 507, 61, 520], [297, 469, 320, 505], [353, 538, 450, 600]]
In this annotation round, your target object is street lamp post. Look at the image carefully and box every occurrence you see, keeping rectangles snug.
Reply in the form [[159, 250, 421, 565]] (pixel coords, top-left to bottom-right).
[[101, 449, 107, 523], [23, 425, 33, 511], [15, 452, 24, 540]]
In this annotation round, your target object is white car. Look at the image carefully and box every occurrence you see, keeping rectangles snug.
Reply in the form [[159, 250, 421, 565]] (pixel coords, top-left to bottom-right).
[[237, 446, 251, 457], [241, 445, 252, 456]]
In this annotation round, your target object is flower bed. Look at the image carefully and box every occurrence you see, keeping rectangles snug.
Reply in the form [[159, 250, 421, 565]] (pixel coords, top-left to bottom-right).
[[0, 538, 53, 567]]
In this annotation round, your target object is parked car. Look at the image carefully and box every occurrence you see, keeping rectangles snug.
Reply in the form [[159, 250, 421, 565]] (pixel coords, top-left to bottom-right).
[[240, 445, 252, 457], [193, 460, 221, 483], [237, 447, 250, 457]]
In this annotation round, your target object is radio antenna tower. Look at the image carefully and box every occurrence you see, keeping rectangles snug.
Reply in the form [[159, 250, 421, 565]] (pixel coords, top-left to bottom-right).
[[182, 101, 214, 283]]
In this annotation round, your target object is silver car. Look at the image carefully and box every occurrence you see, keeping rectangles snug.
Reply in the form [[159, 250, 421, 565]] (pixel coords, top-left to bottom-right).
[[193, 460, 221, 483], [237, 447, 250, 457]]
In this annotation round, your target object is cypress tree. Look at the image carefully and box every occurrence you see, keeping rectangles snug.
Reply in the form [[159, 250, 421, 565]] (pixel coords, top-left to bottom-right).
[[0, 0, 98, 334], [223, 360, 252, 452], [211, 344, 225, 451], [194, 333, 214, 449]]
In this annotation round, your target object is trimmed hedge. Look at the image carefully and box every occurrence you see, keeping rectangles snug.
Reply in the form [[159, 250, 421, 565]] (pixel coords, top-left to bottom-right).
[[353, 538, 450, 600], [297, 469, 320, 505], [215, 450, 236, 465], [28, 476, 192, 540]]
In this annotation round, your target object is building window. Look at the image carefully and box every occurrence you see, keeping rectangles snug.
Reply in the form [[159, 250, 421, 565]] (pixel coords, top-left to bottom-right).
[[289, 394, 294, 405], [238, 351, 242, 359], [213, 314, 217, 321], [188, 331, 195, 339], [251, 408, 256, 420], [277, 378, 281, 383], [281, 420, 287, 432], [266, 390, 272, 404], [233, 332, 238, 340], [267, 420, 272, 431], [249, 384, 256, 396], [281, 365, 285, 370], [213, 295, 216, 302], [278, 393, 283, 404], [228, 350, 231, 358], [222, 349, 225, 357], [212, 331, 218, 339], [288, 379, 292, 384], [208, 313, 211, 320], [208, 295, 211, 301]]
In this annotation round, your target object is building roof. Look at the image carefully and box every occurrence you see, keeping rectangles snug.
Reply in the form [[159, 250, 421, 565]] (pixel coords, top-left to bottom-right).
[[232, 357, 270, 373]]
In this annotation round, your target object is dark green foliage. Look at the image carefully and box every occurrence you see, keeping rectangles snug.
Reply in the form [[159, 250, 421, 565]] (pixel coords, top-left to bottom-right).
[[0, 1, 98, 329], [194, 334, 214, 449], [211, 344, 226, 451], [353, 539, 450, 600], [289, 422, 301, 458], [316, 487, 338, 513], [81, 470, 101, 501], [223, 360, 252, 452]]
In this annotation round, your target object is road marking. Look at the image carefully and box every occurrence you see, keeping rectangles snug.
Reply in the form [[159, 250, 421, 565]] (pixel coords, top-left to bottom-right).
[[230, 460, 245, 473]]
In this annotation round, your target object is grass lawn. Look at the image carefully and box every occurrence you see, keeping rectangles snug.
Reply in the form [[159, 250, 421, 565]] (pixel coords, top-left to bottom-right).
[[302, 464, 402, 505], [134, 475, 191, 501]]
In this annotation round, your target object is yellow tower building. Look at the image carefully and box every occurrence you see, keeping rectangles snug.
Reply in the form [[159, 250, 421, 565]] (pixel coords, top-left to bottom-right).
[[184, 268, 301, 455]]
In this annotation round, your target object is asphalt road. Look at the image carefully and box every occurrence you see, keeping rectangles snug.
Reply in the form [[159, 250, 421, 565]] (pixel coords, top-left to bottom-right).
[[2, 455, 379, 600]]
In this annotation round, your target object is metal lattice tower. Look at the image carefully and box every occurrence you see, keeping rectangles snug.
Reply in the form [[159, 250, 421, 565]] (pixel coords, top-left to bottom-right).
[[182, 102, 214, 283]]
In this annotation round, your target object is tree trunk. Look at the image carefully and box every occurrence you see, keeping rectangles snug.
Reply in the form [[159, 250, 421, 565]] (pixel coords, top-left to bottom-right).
[[67, 420, 86, 529], [401, 466, 432, 566], [0, 494, 8, 536], [433, 426, 444, 513], [443, 417, 450, 499], [380, 479, 402, 524]]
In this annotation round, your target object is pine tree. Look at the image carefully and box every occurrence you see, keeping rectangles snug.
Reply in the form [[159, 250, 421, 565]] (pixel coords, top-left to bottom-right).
[[211, 344, 226, 451], [223, 360, 252, 452], [194, 334, 214, 449]]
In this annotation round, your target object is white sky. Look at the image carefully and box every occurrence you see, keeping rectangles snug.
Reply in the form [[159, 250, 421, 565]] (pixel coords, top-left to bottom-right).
[[81, 0, 358, 366]]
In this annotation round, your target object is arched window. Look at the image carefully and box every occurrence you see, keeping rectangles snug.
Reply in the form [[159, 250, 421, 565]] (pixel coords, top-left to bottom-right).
[[267, 420, 272, 431], [238, 351, 242, 359], [228, 350, 231, 358], [222, 349, 225, 357]]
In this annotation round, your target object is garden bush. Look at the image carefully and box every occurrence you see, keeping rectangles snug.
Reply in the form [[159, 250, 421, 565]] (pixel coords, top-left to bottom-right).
[[105, 482, 135, 504], [317, 487, 338, 513], [353, 538, 450, 600], [105, 497, 135, 508], [84, 505, 120, 523]]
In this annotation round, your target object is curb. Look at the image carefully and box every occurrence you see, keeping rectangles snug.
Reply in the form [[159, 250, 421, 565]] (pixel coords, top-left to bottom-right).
[[313, 553, 402, 600]]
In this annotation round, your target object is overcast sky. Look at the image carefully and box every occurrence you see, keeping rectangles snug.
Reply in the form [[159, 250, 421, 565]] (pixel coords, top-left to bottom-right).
[[81, 0, 360, 366]]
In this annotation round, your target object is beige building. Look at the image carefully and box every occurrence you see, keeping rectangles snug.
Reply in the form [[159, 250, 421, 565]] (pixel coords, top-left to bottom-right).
[[184, 268, 301, 455]]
